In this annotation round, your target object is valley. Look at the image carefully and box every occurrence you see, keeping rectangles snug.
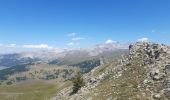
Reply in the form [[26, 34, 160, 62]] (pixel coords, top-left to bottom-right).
[[0, 42, 170, 100], [0, 43, 128, 100]]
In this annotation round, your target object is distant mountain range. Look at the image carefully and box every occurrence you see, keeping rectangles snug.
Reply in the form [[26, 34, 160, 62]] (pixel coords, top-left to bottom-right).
[[0, 42, 128, 68], [0, 42, 128, 82]]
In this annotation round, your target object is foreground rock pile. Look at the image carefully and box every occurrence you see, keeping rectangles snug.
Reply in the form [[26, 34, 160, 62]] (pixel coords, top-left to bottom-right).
[[128, 42, 170, 99], [52, 42, 170, 100]]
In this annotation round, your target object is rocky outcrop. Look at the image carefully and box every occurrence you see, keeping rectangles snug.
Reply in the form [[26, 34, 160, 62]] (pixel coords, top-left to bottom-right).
[[129, 42, 170, 100], [52, 42, 170, 100]]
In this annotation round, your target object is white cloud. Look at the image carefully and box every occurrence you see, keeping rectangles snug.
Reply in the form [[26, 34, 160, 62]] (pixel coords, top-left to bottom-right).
[[23, 44, 53, 49], [67, 33, 76, 37], [105, 39, 117, 44], [6, 44, 17, 47], [72, 37, 85, 41], [67, 42, 74, 46], [137, 37, 149, 42]]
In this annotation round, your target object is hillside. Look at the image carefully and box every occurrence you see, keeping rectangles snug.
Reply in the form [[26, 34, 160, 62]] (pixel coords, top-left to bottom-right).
[[0, 43, 127, 100], [1, 42, 169, 100], [0, 43, 127, 84], [52, 42, 170, 100]]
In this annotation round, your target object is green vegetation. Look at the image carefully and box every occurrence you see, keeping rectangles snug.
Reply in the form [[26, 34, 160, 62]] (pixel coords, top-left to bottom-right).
[[48, 59, 60, 65], [70, 59, 101, 73], [46, 74, 56, 80], [0, 80, 71, 100], [0, 64, 30, 80], [0, 49, 128, 99], [87, 57, 147, 100], [72, 72, 85, 94]]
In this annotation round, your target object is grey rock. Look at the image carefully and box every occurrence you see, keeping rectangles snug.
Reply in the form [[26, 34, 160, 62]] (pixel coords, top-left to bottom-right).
[[150, 68, 164, 81], [163, 79, 170, 91], [153, 93, 161, 99], [165, 65, 170, 75], [51, 42, 170, 100]]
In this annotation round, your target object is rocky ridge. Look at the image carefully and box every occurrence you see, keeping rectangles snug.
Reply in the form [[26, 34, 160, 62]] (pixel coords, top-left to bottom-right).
[[128, 42, 170, 99], [51, 42, 170, 100]]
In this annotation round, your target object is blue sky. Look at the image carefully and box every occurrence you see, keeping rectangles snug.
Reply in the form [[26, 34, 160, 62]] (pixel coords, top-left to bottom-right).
[[0, 0, 170, 52]]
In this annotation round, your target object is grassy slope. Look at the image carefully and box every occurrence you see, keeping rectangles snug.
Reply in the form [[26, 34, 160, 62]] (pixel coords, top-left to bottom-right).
[[82, 57, 147, 100], [0, 79, 72, 100], [0, 50, 128, 100]]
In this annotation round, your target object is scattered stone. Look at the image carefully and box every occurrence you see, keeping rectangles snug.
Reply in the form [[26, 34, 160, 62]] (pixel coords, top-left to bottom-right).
[[51, 42, 170, 100], [153, 93, 161, 99], [150, 68, 164, 81], [163, 79, 170, 91], [165, 65, 170, 75]]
